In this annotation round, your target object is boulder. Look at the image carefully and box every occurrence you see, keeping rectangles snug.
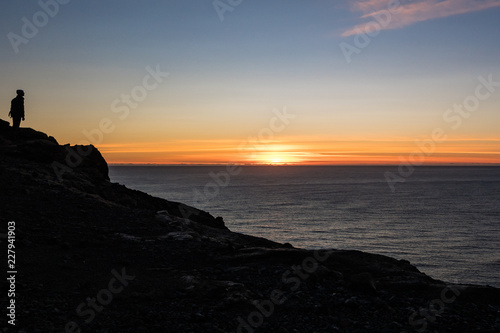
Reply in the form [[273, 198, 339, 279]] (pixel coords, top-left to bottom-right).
[[0, 118, 10, 130], [0, 124, 109, 182]]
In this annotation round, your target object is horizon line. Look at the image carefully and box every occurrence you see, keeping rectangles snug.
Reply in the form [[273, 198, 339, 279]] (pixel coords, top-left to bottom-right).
[[108, 163, 500, 167]]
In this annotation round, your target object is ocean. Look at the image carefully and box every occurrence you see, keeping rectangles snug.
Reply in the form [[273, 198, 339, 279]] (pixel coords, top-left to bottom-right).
[[109, 166, 500, 288]]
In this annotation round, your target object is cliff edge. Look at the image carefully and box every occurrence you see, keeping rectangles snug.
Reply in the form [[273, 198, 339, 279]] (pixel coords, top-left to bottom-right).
[[1, 121, 499, 332]]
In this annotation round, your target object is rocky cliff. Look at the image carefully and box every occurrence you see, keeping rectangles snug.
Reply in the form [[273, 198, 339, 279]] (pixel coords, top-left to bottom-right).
[[1, 121, 499, 332]]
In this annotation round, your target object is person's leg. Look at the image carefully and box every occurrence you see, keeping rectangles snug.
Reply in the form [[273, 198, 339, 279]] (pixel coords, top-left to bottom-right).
[[12, 117, 21, 129]]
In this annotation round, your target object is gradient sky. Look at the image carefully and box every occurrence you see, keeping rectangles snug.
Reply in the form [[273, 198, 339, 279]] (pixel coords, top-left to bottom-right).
[[1, 0, 499, 165]]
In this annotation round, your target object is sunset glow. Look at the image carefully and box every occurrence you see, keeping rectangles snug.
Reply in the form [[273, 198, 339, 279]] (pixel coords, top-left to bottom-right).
[[98, 137, 500, 165]]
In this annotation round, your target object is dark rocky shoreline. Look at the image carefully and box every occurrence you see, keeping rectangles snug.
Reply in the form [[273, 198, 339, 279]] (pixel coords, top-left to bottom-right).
[[1, 121, 499, 332]]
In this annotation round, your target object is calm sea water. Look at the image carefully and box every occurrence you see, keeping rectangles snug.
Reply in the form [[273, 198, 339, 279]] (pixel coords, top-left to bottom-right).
[[109, 166, 500, 287]]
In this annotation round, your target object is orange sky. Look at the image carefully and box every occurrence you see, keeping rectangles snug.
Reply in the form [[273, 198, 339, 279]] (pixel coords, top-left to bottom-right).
[[99, 137, 500, 165]]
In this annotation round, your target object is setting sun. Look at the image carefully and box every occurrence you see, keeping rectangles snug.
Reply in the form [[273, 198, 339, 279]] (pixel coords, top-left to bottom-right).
[[243, 143, 303, 165], [256, 152, 300, 165]]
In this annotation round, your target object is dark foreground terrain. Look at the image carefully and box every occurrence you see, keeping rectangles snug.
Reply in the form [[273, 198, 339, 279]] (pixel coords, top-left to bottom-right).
[[1, 120, 499, 333]]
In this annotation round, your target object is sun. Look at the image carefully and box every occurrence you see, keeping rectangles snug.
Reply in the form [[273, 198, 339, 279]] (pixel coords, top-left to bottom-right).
[[238, 144, 302, 165], [268, 157, 287, 165], [257, 152, 300, 165]]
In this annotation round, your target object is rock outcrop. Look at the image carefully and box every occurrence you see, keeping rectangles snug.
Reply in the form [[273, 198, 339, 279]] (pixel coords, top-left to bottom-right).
[[0, 120, 226, 230], [1, 122, 499, 333]]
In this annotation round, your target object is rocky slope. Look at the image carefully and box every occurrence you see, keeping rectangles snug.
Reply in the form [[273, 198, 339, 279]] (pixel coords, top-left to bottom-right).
[[1, 121, 499, 333]]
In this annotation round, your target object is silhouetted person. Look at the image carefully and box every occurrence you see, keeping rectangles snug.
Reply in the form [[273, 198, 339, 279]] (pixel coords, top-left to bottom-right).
[[9, 90, 25, 129]]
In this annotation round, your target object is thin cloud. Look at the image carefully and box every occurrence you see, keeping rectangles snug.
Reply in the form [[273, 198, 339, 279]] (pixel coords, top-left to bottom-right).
[[342, 0, 500, 37], [350, 0, 394, 13]]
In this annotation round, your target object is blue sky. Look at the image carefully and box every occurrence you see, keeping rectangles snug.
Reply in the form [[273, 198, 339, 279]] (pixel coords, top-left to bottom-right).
[[1, 1, 499, 164]]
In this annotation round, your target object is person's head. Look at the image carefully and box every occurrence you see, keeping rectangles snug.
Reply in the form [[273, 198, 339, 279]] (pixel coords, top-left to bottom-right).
[[16, 90, 24, 97]]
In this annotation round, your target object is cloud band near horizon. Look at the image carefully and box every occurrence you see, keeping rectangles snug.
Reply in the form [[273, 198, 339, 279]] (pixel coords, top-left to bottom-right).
[[342, 0, 500, 37]]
